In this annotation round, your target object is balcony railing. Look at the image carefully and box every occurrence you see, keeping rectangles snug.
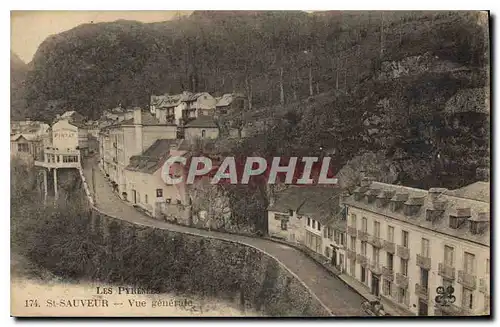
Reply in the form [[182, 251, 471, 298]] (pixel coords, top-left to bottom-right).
[[458, 270, 477, 290], [347, 226, 357, 236], [383, 240, 395, 254], [416, 254, 431, 270], [369, 235, 383, 248], [382, 266, 394, 281], [397, 245, 410, 259], [346, 249, 356, 260], [415, 283, 429, 300], [395, 273, 409, 287], [358, 230, 369, 242], [357, 254, 368, 267], [479, 278, 488, 294], [438, 263, 456, 280]]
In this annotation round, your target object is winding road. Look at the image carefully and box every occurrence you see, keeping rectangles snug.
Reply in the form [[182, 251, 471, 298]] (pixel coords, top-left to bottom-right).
[[82, 157, 367, 316]]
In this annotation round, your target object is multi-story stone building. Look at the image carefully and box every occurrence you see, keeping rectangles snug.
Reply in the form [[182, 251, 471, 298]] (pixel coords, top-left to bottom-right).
[[268, 186, 347, 270], [98, 108, 177, 195], [343, 178, 490, 316], [124, 138, 190, 219]]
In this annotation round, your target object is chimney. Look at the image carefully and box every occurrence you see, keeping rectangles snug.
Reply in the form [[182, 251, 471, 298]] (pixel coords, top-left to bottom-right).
[[376, 190, 395, 208], [469, 211, 489, 235], [390, 192, 409, 212], [353, 185, 369, 201], [429, 188, 448, 202], [449, 207, 471, 229], [403, 195, 425, 216], [365, 187, 381, 203], [133, 107, 142, 125], [134, 108, 143, 156]]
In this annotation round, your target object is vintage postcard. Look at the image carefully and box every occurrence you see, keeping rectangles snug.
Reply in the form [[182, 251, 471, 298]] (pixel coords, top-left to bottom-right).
[[10, 10, 490, 317]]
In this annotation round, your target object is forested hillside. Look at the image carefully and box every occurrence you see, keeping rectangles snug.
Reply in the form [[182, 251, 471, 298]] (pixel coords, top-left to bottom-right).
[[12, 11, 490, 190], [10, 52, 29, 119]]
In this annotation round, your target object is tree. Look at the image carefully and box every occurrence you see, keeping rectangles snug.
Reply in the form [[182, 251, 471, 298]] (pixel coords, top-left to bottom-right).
[[336, 151, 399, 193]]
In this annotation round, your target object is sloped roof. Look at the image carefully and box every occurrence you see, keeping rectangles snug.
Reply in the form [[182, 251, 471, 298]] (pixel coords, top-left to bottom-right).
[[446, 181, 490, 203], [216, 93, 234, 107], [11, 133, 40, 142], [444, 88, 489, 115], [125, 139, 189, 174], [216, 93, 245, 107], [183, 92, 207, 102], [60, 110, 86, 122], [151, 94, 184, 108], [184, 115, 218, 128], [344, 181, 490, 246], [269, 186, 343, 224]]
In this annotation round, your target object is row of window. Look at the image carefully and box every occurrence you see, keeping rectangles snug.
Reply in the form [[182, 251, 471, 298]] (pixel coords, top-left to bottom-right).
[[350, 213, 408, 246], [322, 227, 345, 246], [349, 213, 489, 275], [17, 143, 30, 152], [307, 217, 321, 231]]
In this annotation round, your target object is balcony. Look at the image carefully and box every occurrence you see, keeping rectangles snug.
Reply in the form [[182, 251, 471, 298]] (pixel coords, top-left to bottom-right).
[[438, 263, 456, 280], [479, 278, 488, 294], [416, 254, 431, 270], [397, 245, 410, 259], [395, 273, 409, 287], [369, 235, 383, 248], [358, 230, 369, 242], [415, 283, 429, 300], [369, 261, 383, 275], [382, 266, 394, 281], [357, 254, 368, 267], [458, 270, 477, 290], [347, 226, 357, 236], [383, 240, 395, 254], [34, 148, 81, 169], [346, 249, 356, 260]]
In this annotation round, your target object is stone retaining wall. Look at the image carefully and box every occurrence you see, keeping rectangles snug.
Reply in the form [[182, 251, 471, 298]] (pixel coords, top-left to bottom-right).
[[88, 209, 331, 317]]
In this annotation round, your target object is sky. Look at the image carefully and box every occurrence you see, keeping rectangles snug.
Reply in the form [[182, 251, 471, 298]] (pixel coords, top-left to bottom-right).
[[11, 11, 192, 63]]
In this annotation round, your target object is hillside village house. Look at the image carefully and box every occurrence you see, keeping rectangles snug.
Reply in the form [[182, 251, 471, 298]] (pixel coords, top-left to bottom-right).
[[98, 108, 177, 195], [182, 92, 217, 120], [150, 93, 184, 125], [11, 120, 50, 163], [124, 139, 191, 220], [10, 134, 44, 163], [215, 93, 246, 115], [343, 178, 490, 316], [268, 186, 347, 271], [183, 115, 220, 140], [150, 91, 217, 125]]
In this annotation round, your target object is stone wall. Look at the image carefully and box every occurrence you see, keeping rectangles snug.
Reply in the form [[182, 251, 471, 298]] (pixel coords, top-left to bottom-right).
[[88, 209, 331, 317]]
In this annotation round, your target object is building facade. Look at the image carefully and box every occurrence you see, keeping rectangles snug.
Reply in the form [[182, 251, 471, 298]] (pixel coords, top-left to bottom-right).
[[268, 186, 347, 270], [343, 178, 490, 316], [183, 116, 220, 140], [98, 108, 178, 195], [123, 139, 190, 220]]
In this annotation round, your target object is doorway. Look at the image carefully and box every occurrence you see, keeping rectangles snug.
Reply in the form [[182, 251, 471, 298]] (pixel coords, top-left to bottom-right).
[[371, 275, 380, 297], [132, 189, 137, 204], [332, 248, 337, 266], [418, 299, 428, 316]]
